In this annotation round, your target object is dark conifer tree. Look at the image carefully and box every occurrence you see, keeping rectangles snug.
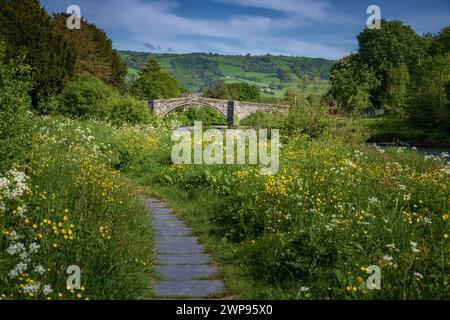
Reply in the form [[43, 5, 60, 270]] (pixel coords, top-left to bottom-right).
[[0, 0, 77, 103], [51, 13, 127, 89]]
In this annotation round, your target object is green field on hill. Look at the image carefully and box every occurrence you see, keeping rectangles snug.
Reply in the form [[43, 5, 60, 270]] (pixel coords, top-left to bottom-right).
[[119, 51, 332, 97]]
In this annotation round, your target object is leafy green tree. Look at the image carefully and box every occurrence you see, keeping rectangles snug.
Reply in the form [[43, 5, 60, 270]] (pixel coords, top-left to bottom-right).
[[406, 54, 450, 127], [130, 57, 180, 100], [0, 0, 77, 103], [329, 55, 379, 114], [205, 81, 260, 102], [205, 81, 239, 100], [358, 20, 425, 79], [229, 82, 261, 102], [429, 26, 450, 56], [357, 20, 426, 106], [276, 68, 291, 82], [383, 63, 410, 116], [51, 14, 127, 89]]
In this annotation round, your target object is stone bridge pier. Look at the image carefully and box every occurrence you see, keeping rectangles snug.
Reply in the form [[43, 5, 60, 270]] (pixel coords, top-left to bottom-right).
[[149, 94, 289, 125]]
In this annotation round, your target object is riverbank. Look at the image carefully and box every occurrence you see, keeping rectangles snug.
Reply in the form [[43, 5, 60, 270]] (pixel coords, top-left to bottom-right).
[[361, 115, 450, 148]]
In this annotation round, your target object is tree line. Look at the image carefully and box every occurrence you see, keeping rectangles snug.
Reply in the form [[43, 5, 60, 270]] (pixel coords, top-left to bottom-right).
[[2, 1, 447, 131], [329, 20, 450, 129]]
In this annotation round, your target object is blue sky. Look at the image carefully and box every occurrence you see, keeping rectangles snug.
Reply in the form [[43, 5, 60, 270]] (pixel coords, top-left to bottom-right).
[[42, 0, 450, 59]]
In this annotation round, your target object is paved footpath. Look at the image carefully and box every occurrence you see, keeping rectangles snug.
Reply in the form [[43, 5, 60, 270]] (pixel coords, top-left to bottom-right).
[[143, 197, 225, 299]]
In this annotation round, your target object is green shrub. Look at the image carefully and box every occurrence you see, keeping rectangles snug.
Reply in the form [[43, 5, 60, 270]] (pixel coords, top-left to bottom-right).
[[282, 93, 332, 139], [58, 73, 114, 119], [36, 95, 60, 115], [239, 112, 284, 130], [58, 73, 154, 125], [176, 107, 227, 126], [109, 94, 155, 125], [0, 42, 33, 170]]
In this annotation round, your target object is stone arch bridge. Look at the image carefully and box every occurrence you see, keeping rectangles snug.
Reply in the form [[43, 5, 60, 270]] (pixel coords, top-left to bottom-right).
[[149, 95, 289, 125]]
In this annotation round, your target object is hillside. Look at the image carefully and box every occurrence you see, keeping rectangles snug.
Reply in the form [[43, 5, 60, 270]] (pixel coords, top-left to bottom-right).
[[119, 51, 332, 98]]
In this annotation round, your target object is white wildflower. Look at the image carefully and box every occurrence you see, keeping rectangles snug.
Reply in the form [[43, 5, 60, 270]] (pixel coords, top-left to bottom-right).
[[43, 285, 53, 295], [414, 272, 424, 279], [23, 283, 40, 294], [34, 265, 46, 275], [19, 251, 31, 263], [383, 255, 394, 262], [8, 269, 19, 279], [441, 166, 450, 175], [344, 159, 357, 169], [0, 176, 9, 189], [9, 230, 19, 241], [410, 241, 420, 253], [7, 243, 25, 255], [3, 169, 29, 199], [8, 262, 28, 278], [29, 243, 40, 254], [16, 206, 27, 218]]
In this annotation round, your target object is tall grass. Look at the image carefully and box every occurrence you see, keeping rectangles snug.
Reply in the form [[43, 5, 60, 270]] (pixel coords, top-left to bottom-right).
[[0, 116, 163, 299], [135, 132, 450, 299]]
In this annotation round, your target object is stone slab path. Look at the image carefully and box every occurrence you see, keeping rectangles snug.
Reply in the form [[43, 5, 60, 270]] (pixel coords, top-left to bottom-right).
[[143, 197, 224, 299]]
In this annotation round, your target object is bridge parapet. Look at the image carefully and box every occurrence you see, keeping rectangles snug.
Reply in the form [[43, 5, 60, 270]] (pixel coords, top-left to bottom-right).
[[150, 95, 289, 125]]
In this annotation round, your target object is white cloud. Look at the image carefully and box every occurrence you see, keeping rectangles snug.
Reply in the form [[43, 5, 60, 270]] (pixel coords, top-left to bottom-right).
[[47, 0, 351, 59], [215, 0, 333, 22]]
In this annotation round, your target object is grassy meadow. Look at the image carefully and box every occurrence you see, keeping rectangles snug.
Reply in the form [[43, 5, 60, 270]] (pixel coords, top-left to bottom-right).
[[2, 105, 449, 300], [132, 128, 450, 299]]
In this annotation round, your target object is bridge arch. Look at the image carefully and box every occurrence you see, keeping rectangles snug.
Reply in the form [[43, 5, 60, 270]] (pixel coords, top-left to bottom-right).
[[159, 102, 229, 120]]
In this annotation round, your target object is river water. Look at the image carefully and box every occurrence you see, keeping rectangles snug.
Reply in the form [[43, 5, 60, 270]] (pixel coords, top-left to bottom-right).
[[369, 143, 450, 162]]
